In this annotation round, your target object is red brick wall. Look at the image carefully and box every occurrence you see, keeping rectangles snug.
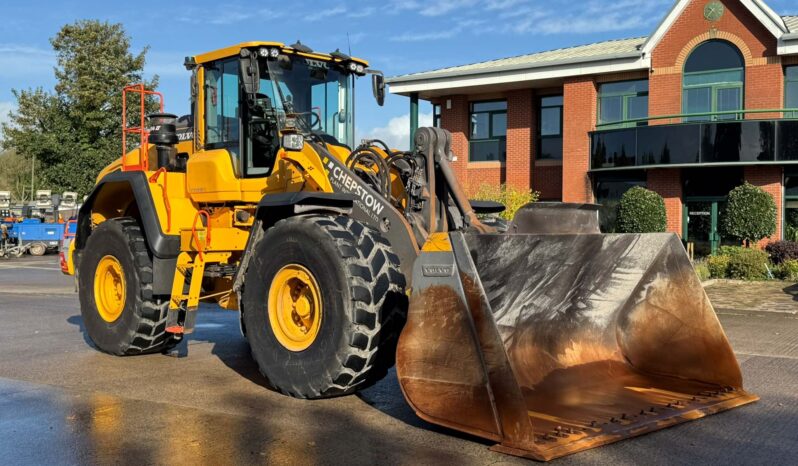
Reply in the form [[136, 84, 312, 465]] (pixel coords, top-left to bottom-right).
[[648, 169, 683, 235], [562, 78, 596, 203], [649, 0, 782, 123], [533, 165, 563, 201], [441, 95, 470, 186], [745, 166, 783, 244], [506, 89, 533, 189]]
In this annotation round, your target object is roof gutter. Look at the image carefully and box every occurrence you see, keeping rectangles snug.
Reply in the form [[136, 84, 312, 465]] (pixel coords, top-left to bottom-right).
[[386, 50, 644, 85]]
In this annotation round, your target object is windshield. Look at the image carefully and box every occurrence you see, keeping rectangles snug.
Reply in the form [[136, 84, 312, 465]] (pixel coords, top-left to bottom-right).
[[260, 56, 355, 148]]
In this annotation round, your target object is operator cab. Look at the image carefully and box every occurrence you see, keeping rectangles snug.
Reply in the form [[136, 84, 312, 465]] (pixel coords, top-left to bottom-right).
[[188, 41, 384, 189]]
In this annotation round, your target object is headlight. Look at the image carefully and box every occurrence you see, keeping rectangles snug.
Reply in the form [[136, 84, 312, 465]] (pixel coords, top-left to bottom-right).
[[269, 48, 280, 58], [282, 133, 305, 151], [348, 62, 358, 72], [355, 64, 365, 74], [258, 48, 281, 58], [258, 48, 269, 57]]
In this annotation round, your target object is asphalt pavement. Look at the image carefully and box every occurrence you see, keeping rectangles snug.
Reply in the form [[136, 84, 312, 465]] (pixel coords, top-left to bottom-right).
[[0, 255, 797, 465]]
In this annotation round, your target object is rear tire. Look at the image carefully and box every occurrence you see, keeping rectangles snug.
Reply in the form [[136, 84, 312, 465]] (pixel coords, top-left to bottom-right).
[[241, 215, 407, 398], [78, 218, 177, 355], [29, 242, 46, 256]]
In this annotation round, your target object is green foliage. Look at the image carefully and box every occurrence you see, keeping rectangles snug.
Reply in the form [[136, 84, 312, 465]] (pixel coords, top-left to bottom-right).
[[616, 186, 667, 233], [706, 254, 731, 279], [772, 260, 798, 281], [0, 149, 38, 202], [693, 260, 711, 281], [470, 184, 539, 221], [727, 248, 770, 281], [773, 260, 798, 281], [720, 182, 776, 245], [765, 241, 798, 265], [0, 20, 157, 195]]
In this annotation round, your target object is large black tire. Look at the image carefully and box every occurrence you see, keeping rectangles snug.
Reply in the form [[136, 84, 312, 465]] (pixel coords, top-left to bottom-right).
[[241, 215, 407, 398], [78, 218, 177, 355]]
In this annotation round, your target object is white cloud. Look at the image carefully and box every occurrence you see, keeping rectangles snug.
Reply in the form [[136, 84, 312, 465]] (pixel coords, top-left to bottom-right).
[[360, 111, 433, 151], [304, 6, 347, 22], [348, 6, 376, 18], [0, 44, 55, 78]]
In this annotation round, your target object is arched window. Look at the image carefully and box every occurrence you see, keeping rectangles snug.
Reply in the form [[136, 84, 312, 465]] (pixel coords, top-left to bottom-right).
[[683, 40, 745, 121]]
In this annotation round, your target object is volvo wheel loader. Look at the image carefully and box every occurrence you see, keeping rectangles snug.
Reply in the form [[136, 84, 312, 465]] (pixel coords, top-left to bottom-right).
[[64, 41, 757, 461]]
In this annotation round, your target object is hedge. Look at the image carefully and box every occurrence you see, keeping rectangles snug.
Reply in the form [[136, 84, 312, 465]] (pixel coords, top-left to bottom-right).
[[617, 186, 667, 233]]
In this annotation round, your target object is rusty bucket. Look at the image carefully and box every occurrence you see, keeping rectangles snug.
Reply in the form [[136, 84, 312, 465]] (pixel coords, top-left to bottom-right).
[[396, 204, 757, 461]]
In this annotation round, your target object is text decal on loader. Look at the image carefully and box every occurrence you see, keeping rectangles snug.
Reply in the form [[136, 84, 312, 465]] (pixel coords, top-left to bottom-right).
[[326, 160, 386, 221]]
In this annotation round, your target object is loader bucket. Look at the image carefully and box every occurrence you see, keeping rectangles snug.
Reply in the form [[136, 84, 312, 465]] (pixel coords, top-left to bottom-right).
[[396, 204, 757, 461]]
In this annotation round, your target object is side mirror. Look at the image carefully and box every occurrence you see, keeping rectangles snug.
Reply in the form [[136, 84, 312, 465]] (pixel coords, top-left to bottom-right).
[[239, 49, 259, 100], [372, 73, 386, 107]]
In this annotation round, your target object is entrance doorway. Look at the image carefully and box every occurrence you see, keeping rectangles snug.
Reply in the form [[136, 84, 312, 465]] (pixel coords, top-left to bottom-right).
[[683, 198, 737, 256]]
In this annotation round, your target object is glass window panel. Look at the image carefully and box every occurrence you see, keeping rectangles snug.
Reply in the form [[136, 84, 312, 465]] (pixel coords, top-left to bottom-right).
[[627, 95, 648, 121], [470, 140, 505, 162], [539, 137, 563, 160], [778, 121, 798, 161], [683, 69, 744, 86], [786, 80, 798, 117], [786, 169, 798, 196], [541, 107, 561, 136], [716, 87, 742, 120], [599, 80, 649, 95], [472, 101, 506, 112], [470, 112, 490, 139], [221, 60, 239, 142], [492, 113, 507, 137], [636, 125, 700, 165], [682, 167, 743, 198], [599, 96, 623, 124], [590, 130, 636, 168], [683, 87, 712, 120], [701, 121, 774, 163], [541, 96, 563, 107], [684, 41, 744, 73], [787, 66, 798, 81], [205, 67, 222, 145]]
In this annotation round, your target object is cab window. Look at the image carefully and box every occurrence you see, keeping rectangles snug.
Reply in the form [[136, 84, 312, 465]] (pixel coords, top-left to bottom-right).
[[205, 59, 240, 157]]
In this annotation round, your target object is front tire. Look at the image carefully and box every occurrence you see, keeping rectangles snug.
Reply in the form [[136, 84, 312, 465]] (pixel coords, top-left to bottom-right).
[[78, 218, 176, 355], [241, 215, 407, 398]]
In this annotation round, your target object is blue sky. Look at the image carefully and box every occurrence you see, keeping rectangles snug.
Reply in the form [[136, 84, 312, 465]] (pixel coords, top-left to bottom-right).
[[1, 0, 797, 148]]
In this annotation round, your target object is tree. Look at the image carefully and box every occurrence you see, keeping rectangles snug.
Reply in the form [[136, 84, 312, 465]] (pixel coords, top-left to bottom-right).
[[721, 182, 776, 246], [617, 186, 667, 233], [0, 20, 157, 195], [0, 149, 38, 203]]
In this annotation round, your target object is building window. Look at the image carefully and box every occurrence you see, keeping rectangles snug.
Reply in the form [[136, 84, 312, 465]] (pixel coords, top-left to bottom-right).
[[786, 168, 798, 241], [683, 40, 744, 122], [593, 171, 646, 232], [598, 80, 649, 128], [786, 66, 798, 118], [469, 100, 506, 162], [433, 104, 441, 128], [539, 95, 563, 160]]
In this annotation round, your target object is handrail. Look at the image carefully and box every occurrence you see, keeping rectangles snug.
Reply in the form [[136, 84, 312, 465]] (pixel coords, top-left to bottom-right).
[[595, 108, 798, 129], [122, 84, 165, 172]]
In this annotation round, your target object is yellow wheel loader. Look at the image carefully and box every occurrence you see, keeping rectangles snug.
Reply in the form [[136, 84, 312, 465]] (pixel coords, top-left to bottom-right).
[[64, 41, 757, 461]]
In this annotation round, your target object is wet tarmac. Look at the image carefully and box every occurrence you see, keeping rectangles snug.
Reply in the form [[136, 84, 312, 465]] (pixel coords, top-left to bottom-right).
[[0, 255, 797, 465]]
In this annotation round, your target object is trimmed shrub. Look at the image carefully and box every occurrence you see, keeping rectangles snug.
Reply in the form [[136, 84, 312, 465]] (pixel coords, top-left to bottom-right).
[[773, 260, 798, 281], [765, 241, 798, 265], [693, 261, 711, 281], [617, 186, 667, 233], [717, 245, 747, 258], [706, 255, 731, 279], [727, 248, 770, 281], [470, 184, 539, 221], [720, 182, 776, 245]]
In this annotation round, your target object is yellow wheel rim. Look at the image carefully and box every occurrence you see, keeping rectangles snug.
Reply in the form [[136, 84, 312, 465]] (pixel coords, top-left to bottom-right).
[[268, 264, 323, 352], [94, 255, 126, 323]]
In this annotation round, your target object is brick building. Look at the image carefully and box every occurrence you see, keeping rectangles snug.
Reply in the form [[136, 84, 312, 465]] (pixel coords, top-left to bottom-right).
[[387, 0, 798, 254]]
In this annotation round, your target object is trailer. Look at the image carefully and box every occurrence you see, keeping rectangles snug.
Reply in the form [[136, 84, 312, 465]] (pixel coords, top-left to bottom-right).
[[4, 219, 63, 256]]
